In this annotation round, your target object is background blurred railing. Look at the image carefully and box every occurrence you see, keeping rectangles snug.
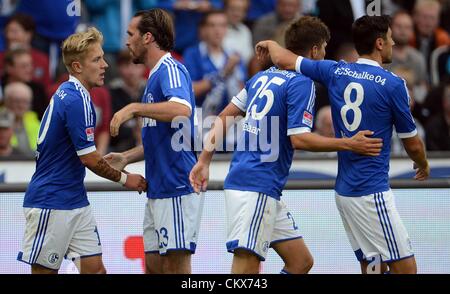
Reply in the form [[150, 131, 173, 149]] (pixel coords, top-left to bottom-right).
[[2, 178, 450, 193]]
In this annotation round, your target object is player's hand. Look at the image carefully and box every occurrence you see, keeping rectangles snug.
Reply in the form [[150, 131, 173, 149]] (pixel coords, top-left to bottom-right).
[[189, 161, 209, 194], [255, 40, 272, 64], [255, 40, 297, 70], [413, 162, 430, 181], [110, 105, 136, 137], [350, 130, 383, 156], [104, 152, 127, 171], [124, 173, 147, 194]]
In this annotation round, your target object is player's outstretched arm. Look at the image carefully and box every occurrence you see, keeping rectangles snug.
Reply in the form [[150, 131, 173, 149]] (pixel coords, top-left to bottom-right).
[[189, 103, 245, 193], [402, 135, 430, 181], [81, 150, 147, 193], [255, 40, 298, 71], [110, 102, 191, 137], [290, 130, 383, 156]]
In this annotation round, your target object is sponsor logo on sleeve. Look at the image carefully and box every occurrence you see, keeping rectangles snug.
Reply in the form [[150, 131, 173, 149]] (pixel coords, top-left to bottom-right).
[[85, 127, 95, 142]]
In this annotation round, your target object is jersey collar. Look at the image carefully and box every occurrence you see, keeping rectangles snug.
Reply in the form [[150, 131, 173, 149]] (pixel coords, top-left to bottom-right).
[[149, 52, 172, 79], [356, 58, 382, 68], [69, 75, 90, 97]]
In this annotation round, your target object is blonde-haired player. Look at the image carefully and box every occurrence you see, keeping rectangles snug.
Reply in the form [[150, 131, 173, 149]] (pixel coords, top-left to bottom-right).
[[17, 27, 147, 274]]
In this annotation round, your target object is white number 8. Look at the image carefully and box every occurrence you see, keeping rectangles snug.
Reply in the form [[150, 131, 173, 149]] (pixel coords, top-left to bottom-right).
[[340, 82, 364, 132]]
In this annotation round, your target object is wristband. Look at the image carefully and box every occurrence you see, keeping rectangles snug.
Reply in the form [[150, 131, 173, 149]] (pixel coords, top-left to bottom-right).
[[119, 172, 127, 186]]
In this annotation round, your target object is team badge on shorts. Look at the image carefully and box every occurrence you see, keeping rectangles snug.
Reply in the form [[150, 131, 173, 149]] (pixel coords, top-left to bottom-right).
[[48, 253, 60, 264], [262, 241, 270, 253], [302, 111, 313, 128]]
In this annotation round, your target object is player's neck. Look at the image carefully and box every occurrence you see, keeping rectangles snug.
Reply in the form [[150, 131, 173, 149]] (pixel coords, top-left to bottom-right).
[[359, 53, 383, 66], [71, 74, 93, 91], [145, 48, 168, 71]]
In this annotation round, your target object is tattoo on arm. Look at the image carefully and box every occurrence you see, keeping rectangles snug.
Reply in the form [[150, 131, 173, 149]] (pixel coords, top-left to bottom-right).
[[91, 158, 121, 182]]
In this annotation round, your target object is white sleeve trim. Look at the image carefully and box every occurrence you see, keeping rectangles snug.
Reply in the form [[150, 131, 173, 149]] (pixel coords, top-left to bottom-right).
[[288, 127, 311, 136], [397, 129, 418, 139], [77, 145, 97, 156], [295, 56, 304, 74], [169, 97, 192, 111], [231, 88, 248, 112]]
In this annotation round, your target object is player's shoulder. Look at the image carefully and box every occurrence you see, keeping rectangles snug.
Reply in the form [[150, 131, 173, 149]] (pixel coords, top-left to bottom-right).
[[54, 79, 88, 107], [384, 69, 408, 88], [259, 66, 308, 83], [158, 55, 190, 80], [160, 55, 186, 72]]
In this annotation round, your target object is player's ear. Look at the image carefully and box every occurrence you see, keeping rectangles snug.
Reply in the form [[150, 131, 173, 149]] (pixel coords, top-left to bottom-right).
[[375, 37, 384, 51], [311, 45, 319, 59], [143, 32, 154, 45], [71, 61, 83, 74]]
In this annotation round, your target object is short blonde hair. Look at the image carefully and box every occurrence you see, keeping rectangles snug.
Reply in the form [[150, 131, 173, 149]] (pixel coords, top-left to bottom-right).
[[62, 27, 103, 73]]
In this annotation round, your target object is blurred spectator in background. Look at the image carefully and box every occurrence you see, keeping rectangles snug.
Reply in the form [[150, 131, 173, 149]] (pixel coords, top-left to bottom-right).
[[252, 0, 301, 46], [2, 48, 47, 119], [223, 0, 253, 68], [411, 0, 450, 72], [0, 14, 51, 90], [0, 108, 25, 158], [0, 108, 23, 160], [386, 10, 429, 103], [245, 0, 276, 27], [430, 45, 450, 86], [15, 0, 80, 79], [3, 82, 39, 158], [390, 66, 426, 155], [249, 0, 301, 75], [0, 0, 18, 52], [183, 10, 245, 117], [85, 0, 156, 82], [108, 50, 146, 152], [158, 0, 223, 54], [315, 106, 334, 138], [425, 83, 450, 150]]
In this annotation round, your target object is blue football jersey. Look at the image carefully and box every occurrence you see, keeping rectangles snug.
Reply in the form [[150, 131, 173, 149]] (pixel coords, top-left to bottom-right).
[[224, 67, 316, 200], [296, 57, 417, 196], [24, 76, 96, 209], [141, 53, 197, 199]]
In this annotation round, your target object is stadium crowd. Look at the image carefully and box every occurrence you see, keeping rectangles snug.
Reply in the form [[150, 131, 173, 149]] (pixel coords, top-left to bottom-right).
[[0, 0, 449, 160]]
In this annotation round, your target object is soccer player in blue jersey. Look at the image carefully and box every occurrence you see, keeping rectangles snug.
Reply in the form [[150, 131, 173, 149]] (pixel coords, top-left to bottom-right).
[[256, 15, 430, 274], [190, 16, 383, 274], [104, 9, 201, 274], [17, 28, 147, 274]]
